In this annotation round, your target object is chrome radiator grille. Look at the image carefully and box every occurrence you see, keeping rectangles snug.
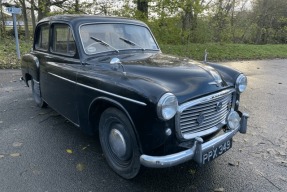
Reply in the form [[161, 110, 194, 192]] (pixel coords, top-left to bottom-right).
[[177, 89, 234, 140]]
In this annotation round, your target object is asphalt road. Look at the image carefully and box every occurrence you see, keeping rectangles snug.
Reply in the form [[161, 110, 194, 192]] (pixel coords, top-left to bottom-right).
[[0, 59, 287, 192]]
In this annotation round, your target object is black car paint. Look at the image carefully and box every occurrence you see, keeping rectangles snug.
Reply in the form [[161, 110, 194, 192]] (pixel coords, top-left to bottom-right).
[[21, 15, 242, 156]]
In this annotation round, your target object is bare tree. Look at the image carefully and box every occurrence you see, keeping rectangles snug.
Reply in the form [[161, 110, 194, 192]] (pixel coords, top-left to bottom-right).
[[18, 0, 29, 40]]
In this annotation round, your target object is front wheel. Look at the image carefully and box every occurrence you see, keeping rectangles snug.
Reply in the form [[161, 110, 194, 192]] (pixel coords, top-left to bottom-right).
[[99, 108, 141, 179], [31, 79, 47, 108]]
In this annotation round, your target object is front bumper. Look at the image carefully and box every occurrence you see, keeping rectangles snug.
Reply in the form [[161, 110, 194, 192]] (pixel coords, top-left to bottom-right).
[[140, 112, 249, 168]]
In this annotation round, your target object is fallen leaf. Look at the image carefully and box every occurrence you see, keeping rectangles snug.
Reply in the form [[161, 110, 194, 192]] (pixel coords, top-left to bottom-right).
[[279, 160, 287, 165], [188, 169, 196, 175], [66, 149, 73, 154], [266, 149, 276, 155], [76, 163, 85, 172], [251, 132, 257, 136], [279, 176, 287, 182], [82, 145, 89, 150], [214, 187, 225, 192], [228, 161, 239, 166], [32, 170, 41, 175], [10, 153, 21, 157], [12, 142, 23, 147]]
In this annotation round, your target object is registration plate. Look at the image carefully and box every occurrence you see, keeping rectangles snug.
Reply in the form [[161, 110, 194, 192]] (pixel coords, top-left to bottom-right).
[[202, 139, 232, 164]]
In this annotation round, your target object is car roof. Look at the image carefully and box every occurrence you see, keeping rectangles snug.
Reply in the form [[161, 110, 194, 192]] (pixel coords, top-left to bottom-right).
[[38, 14, 146, 26]]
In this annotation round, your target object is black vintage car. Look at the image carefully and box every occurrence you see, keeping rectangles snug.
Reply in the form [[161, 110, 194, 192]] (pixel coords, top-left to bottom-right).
[[21, 15, 249, 179]]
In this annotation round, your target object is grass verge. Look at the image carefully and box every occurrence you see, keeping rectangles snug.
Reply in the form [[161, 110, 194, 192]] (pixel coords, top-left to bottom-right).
[[161, 43, 287, 61], [0, 38, 32, 69], [1, 40, 287, 69]]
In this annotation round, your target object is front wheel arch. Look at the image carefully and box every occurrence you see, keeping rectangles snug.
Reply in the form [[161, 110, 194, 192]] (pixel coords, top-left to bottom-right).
[[88, 97, 142, 152]]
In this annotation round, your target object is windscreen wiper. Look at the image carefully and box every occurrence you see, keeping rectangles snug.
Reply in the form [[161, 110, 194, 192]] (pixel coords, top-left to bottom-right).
[[119, 37, 145, 51], [90, 36, 119, 53]]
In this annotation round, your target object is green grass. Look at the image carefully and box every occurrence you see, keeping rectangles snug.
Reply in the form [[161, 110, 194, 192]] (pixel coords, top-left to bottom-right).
[[1, 39, 287, 69], [0, 38, 32, 69], [161, 43, 287, 61]]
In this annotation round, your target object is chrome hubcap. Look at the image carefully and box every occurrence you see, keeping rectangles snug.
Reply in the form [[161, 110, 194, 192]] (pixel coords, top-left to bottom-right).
[[109, 128, 127, 158]]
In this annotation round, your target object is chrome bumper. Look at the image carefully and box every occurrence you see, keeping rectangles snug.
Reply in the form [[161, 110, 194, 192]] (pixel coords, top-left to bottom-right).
[[140, 113, 249, 168]]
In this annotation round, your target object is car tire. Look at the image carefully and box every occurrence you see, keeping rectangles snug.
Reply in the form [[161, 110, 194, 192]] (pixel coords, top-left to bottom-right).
[[99, 108, 141, 179], [31, 79, 47, 108]]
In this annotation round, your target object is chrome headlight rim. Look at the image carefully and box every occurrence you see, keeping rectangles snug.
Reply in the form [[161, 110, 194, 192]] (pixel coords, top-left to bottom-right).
[[236, 74, 247, 93], [157, 93, 178, 121]]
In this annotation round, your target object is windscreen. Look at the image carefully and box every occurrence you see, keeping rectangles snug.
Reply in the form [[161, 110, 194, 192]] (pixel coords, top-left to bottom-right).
[[80, 23, 159, 54]]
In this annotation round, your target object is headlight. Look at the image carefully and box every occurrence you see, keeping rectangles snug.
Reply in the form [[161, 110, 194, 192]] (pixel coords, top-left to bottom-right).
[[236, 74, 247, 93], [157, 93, 178, 120], [227, 111, 241, 130]]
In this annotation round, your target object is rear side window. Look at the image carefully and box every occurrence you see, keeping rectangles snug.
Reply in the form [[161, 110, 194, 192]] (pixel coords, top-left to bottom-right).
[[35, 24, 49, 50], [52, 24, 76, 56]]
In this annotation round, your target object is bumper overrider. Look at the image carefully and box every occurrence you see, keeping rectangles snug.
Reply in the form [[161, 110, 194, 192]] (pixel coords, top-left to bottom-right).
[[140, 112, 249, 168]]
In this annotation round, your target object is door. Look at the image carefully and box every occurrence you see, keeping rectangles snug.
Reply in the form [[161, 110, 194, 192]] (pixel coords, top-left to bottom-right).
[[37, 23, 80, 124]]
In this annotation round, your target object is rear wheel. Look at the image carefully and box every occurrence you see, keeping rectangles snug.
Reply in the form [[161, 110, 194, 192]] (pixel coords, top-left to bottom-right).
[[99, 108, 141, 179], [31, 79, 47, 108]]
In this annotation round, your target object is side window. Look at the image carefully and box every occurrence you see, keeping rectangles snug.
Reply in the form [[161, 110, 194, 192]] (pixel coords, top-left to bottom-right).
[[52, 24, 76, 56], [35, 24, 49, 50]]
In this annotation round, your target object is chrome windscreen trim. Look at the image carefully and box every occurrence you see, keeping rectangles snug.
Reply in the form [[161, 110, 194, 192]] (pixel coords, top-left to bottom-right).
[[48, 72, 147, 106]]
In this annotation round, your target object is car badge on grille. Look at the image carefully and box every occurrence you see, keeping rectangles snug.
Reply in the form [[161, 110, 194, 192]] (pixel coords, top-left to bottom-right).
[[216, 102, 223, 112], [197, 113, 205, 125]]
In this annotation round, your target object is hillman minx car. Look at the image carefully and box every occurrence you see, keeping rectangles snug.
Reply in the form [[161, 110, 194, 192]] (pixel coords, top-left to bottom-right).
[[21, 15, 249, 179]]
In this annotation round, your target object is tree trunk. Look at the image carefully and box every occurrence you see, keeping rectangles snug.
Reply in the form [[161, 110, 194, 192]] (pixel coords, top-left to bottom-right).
[[75, 0, 80, 13], [181, 3, 199, 43], [31, 0, 36, 32], [137, 0, 148, 19], [0, 2, 6, 38], [20, 0, 29, 41], [230, 0, 236, 42]]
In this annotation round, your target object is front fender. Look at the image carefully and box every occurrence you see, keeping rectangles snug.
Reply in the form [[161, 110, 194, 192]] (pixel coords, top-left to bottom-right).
[[21, 53, 40, 82], [207, 62, 241, 85]]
